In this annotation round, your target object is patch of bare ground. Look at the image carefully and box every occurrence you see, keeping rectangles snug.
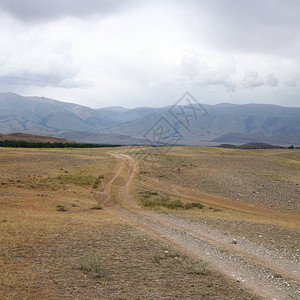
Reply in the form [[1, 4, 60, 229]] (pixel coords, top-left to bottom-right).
[[0, 147, 258, 299], [141, 147, 300, 212]]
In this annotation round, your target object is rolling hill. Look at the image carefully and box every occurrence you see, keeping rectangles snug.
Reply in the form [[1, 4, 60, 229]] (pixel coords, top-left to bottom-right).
[[0, 132, 74, 143]]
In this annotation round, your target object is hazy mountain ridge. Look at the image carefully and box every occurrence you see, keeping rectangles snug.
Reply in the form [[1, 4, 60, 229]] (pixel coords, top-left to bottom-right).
[[0, 92, 299, 145]]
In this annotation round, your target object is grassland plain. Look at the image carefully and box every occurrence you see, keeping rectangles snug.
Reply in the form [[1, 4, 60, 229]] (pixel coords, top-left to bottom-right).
[[95, 149, 299, 299], [0, 147, 259, 299], [135, 147, 300, 257]]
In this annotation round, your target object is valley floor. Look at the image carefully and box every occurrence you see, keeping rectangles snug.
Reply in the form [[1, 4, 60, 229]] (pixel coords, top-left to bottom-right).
[[0, 147, 299, 299]]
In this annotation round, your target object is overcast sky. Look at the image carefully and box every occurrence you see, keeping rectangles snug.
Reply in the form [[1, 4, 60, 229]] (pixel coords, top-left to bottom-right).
[[0, 0, 300, 108]]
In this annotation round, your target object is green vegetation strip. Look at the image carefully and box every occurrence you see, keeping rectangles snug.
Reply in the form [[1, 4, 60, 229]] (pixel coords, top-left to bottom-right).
[[57, 172, 95, 186], [0, 140, 121, 148], [140, 190, 204, 210]]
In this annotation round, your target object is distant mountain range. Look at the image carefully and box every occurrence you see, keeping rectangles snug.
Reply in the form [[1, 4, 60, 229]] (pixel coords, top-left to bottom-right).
[[0, 92, 299, 145]]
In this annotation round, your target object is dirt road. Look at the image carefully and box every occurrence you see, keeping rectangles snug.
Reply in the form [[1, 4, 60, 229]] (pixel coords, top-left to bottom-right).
[[93, 151, 300, 300]]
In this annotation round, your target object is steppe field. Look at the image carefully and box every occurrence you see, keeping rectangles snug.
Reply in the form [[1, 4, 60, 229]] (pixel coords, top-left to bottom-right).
[[0, 146, 299, 299]]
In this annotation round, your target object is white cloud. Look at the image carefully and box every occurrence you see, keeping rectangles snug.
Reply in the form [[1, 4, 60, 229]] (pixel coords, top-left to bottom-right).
[[0, 0, 299, 107], [242, 72, 264, 89], [284, 73, 300, 87], [266, 73, 279, 87]]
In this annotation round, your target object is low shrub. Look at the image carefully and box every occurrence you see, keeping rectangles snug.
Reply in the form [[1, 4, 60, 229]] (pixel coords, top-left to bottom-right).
[[92, 175, 104, 189], [142, 199, 159, 208], [91, 205, 102, 210], [57, 171, 94, 186], [185, 202, 204, 209], [184, 260, 209, 275], [140, 190, 183, 210], [77, 251, 106, 276], [57, 205, 67, 212], [161, 200, 184, 209], [209, 207, 222, 212]]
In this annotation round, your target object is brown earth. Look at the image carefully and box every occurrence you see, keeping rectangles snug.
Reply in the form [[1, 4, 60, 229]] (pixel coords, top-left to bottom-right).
[[0, 133, 74, 143], [94, 148, 300, 299], [0, 147, 260, 299], [1, 146, 299, 299], [131, 147, 300, 258]]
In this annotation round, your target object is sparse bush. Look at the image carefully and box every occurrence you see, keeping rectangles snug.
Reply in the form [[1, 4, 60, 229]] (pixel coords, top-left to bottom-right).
[[142, 199, 159, 208], [139, 190, 158, 198], [209, 207, 222, 212], [93, 175, 104, 189], [150, 191, 158, 196], [165, 249, 181, 258], [57, 171, 94, 186], [152, 252, 165, 263], [161, 200, 184, 209], [139, 190, 183, 210], [185, 202, 204, 209], [158, 196, 169, 203], [184, 260, 209, 275], [152, 249, 180, 263], [193, 261, 209, 275], [57, 205, 67, 212], [77, 251, 106, 276], [91, 205, 102, 210]]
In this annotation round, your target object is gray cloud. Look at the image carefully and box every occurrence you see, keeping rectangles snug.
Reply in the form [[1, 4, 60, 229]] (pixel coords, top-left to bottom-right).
[[190, 73, 236, 92], [0, 49, 79, 88], [242, 72, 264, 89], [0, 0, 299, 107], [0, 0, 137, 22], [185, 0, 300, 59], [177, 53, 236, 92], [285, 73, 300, 87], [0, 70, 78, 88], [266, 74, 279, 87], [148, 54, 236, 92]]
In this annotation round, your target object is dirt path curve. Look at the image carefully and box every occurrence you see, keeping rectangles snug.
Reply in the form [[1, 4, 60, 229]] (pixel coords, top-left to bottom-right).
[[93, 151, 300, 300]]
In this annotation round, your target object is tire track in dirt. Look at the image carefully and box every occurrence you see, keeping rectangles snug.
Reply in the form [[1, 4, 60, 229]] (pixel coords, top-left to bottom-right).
[[93, 151, 300, 300]]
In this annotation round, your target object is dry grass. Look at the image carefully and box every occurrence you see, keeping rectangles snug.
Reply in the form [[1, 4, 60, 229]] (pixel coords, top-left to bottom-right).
[[135, 146, 300, 255], [0, 147, 258, 299]]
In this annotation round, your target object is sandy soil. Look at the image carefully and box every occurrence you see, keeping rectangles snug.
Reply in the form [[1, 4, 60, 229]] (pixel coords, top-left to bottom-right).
[[1, 147, 261, 299]]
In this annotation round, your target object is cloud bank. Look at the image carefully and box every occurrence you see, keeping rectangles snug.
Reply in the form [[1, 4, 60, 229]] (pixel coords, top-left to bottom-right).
[[0, 0, 299, 107]]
